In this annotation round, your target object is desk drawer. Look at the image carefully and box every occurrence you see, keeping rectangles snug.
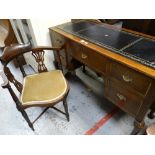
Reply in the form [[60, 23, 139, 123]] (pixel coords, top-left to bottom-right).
[[68, 40, 107, 74], [110, 62, 152, 95], [104, 78, 143, 116]]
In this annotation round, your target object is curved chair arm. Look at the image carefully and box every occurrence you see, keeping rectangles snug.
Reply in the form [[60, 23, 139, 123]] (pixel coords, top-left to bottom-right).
[[0, 70, 9, 88], [32, 45, 65, 52]]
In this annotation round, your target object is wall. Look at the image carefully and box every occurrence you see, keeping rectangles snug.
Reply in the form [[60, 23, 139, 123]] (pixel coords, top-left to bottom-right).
[[0, 19, 9, 47], [27, 19, 70, 71]]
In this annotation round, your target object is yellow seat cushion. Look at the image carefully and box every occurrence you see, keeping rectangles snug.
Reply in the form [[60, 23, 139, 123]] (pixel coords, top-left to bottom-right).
[[20, 70, 67, 106]]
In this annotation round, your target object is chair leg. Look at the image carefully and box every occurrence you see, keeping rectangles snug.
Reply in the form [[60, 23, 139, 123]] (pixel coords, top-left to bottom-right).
[[5, 84, 34, 131], [20, 109, 34, 131], [63, 99, 70, 122]]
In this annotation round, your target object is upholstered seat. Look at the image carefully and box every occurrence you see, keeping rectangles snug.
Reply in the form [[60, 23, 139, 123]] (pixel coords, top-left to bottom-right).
[[21, 70, 68, 107]]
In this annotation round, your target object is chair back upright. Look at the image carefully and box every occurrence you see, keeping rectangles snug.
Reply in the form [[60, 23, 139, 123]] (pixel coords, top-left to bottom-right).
[[0, 43, 32, 93]]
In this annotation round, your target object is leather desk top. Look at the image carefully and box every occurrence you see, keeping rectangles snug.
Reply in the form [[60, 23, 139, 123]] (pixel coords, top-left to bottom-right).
[[57, 21, 155, 69]]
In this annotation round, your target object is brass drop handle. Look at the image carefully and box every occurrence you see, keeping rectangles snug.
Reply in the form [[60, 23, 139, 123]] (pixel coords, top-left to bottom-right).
[[116, 93, 126, 101], [122, 75, 132, 82], [81, 53, 88, 59]]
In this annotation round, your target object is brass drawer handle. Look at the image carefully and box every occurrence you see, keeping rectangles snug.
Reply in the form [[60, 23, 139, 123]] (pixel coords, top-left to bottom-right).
[[81, 53, 88, 59], [122, 75, 132, 82], [116, 93, 126, 101]]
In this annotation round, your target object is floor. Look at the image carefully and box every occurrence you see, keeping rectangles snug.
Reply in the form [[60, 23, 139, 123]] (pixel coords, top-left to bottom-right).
[[0, 61, 154, 135]]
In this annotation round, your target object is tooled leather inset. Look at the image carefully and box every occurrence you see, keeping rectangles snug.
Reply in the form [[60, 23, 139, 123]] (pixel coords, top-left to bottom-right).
[[32, 51, 48, 73], [4, 67, 23, 93]]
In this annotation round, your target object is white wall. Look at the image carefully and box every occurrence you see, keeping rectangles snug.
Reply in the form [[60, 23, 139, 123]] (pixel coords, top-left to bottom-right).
[[29, 19, 70, 46], [27, 19, 70, 71]]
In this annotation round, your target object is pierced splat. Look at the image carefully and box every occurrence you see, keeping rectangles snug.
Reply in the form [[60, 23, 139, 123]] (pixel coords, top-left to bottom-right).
[[32, 50, 48, 73], [4, 67, 23, 93]]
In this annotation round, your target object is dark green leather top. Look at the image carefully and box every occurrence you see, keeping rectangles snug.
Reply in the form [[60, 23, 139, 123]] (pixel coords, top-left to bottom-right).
[[58, 21, 155, 69]]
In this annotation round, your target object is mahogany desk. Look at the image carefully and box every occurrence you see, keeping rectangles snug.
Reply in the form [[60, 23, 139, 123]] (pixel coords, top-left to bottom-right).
[[49, 21, 155, 134]]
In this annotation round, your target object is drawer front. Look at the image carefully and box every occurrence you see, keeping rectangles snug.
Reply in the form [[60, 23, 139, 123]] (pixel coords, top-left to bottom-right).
[[104, 78, 143, 116], [110, 62, 152, 95], [68, 40, 107, 74]]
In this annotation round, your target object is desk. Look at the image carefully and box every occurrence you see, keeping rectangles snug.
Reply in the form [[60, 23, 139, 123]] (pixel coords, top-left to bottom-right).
[[49, 20, 155, 134]]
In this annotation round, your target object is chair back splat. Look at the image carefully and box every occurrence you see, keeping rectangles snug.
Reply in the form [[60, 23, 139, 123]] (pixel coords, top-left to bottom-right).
[[32, 50, 48, 73]]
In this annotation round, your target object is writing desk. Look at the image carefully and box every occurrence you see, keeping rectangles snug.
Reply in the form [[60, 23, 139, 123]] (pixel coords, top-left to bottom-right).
[[49, 20, 155, 134]]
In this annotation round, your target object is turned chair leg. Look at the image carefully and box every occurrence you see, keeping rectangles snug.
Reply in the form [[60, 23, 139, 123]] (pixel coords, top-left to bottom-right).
[[63, 99, 70, 122], [20, 109, 34, 131], [5, 84, 34, 131]]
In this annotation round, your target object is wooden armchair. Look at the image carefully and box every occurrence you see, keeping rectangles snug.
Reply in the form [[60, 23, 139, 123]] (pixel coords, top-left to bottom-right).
[[0, 42, 70, 131]]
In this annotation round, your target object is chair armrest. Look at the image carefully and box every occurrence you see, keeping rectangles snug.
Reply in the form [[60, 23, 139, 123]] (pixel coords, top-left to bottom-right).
[[0, 70, 9, 88], [32, 45, 65, 52]]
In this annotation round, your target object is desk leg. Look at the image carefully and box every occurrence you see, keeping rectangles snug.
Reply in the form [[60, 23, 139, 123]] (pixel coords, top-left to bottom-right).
[[131, 82, 155, 135], [131, 120, 146, 135], [82, 65, 86, 73], [148, 101, 155, 119]]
